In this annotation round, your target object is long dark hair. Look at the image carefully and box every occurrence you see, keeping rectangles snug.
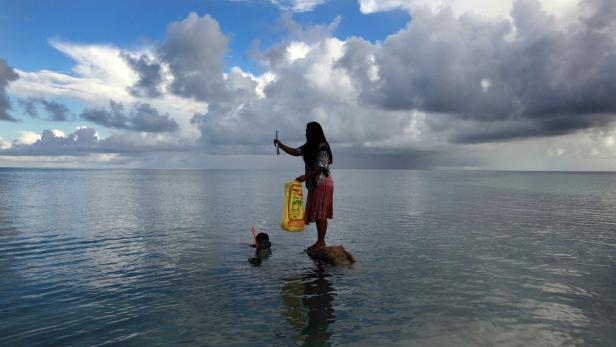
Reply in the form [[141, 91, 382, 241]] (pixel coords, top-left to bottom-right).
[[302, 121, 333, 167]]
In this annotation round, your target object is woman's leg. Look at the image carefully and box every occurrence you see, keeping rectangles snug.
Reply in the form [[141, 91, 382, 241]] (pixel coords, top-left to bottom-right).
[[316, 218, 327, 246], [307, 178, 332, 252], [308, 219, 327, 252]]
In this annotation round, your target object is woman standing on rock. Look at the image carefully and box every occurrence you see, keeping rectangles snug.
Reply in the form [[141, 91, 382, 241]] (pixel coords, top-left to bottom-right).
[[274, 122, 334, 253]]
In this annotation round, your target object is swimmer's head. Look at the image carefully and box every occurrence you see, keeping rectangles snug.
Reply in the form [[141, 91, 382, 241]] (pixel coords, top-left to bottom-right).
[[256, 232, 271, 250]]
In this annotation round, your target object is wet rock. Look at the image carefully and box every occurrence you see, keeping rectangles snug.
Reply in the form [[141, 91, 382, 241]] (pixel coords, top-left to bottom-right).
[[307, 245, 355, 265]]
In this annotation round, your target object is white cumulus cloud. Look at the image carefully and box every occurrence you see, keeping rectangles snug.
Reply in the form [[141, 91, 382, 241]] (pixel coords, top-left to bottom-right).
[[16, 131, 41, 145], [0, 136, 11, 149], [358, 0, 578, 19], [271, 0, 328, 12]]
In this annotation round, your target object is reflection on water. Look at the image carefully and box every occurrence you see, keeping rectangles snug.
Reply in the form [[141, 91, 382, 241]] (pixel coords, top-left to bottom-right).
[[282, 264, 336, 346], [2, 169, 616, 346]]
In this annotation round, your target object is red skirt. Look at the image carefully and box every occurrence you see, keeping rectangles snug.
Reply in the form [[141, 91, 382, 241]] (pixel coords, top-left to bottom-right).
[[304, 175, 334, 224]]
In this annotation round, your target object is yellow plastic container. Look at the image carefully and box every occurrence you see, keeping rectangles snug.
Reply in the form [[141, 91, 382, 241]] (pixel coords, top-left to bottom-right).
[[280, 180, 305, 232]]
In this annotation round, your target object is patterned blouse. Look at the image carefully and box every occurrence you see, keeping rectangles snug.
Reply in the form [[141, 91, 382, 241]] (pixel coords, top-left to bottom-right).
[[297, 142, 331, 191]]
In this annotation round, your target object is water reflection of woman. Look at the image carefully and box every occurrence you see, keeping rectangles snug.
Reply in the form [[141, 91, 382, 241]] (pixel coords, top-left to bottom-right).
[[281, 264, 335, 346]]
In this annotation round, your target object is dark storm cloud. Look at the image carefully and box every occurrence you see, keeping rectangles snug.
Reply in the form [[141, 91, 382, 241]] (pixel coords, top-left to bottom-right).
[[0, 58, 19, 122], [0, 127, 187, 156], [338, 8, 516, 117], [130, 104, 179, 133], [337, 0, 616, 143], [579, 0, 616, 31], [80, 101, 178, 132], [80, 100, 129, 129], [122, 53, 163, 97], [18, 97, 73, 121], [447, 118, 605, 144], [19, 97, 38, 118]]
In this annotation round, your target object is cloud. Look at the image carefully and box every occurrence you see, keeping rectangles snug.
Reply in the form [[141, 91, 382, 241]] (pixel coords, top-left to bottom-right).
[[43, 100, 72, 121], [1, 127, 187, 156], [118, 12, 233, 138], [5, 2, 616, 170], [131, 103, 180, 132], [124, 10, 342, 105], [122, 53, 164, 98], [5, 15, 226, 146], [122, 12, 232, 103], [49, 39, 138, 88], [8, 42, 137, 105], [18, 97, 73, 121], [9, 44, 205, 139], [270, 0, 328, 12], [181, 0, 616, 167], [358, 0, 410, 14], [0, 153, 131, 168], [15, 130, 41, 145], [80, 100, 129, 129], [337, 0, 616, 143], [189, 14, 398, 152], [0, 136, 11, 149], [80, 101, 179, 132], [0, 58, 19, 122], [357, 0, 578, 19], [160, 12, 230, 101]]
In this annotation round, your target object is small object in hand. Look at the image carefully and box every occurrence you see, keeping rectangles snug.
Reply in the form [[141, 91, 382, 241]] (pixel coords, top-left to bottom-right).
[[275, 130, 280, 155]]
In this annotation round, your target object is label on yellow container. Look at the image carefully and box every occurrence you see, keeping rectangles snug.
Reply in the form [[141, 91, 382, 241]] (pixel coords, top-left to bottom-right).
[[280, 180, 305, 232]]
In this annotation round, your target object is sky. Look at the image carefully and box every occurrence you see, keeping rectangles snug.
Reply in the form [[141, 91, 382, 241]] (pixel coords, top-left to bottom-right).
[[1, 0, 616, 170]]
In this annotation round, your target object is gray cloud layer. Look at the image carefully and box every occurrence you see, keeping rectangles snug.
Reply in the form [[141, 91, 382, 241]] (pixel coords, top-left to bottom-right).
[[129, 0, 616, 155], [126, 13, 230, 101], [338, 0, 616, 143], [18, 97, 73, 121], [123, 54, 163, 98], [1, 127, 187, 156], [0, 58, 19, 122], [80, 101, 179, 132]]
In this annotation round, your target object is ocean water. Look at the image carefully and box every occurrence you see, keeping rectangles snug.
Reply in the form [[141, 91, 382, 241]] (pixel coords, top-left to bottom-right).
[[0, 168, 615, 346]]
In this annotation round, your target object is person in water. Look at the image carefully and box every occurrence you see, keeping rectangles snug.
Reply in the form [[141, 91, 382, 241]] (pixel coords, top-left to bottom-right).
[[274, 122, 334, 253], [255, 232, 272, 254], [249, 232, 272, 266]]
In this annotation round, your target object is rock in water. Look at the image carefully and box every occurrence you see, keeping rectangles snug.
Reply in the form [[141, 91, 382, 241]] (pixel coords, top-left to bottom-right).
[[307, 245, 355, 265]]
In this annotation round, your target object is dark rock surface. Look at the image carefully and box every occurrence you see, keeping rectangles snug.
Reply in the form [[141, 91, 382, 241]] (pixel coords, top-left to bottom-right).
[[307, 245, 355, 265]]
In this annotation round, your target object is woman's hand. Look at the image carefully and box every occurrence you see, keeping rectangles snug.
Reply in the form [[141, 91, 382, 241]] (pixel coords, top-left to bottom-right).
[[295, 175, 306, 182], [273, 139, 280, 147]]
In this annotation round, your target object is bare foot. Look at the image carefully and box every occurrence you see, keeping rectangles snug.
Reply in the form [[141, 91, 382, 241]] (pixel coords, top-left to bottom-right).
[[307, 242, 326, 253]]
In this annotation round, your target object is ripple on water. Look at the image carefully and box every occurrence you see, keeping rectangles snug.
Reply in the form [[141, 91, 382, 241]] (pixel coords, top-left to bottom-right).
[[1, 169, 616, 346]]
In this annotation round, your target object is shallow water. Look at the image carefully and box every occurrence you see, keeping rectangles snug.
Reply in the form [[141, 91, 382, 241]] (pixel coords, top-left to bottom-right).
[[1, 169, 615, 346]]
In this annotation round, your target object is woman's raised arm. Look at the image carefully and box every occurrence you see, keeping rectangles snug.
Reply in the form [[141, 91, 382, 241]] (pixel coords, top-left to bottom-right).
[[274, 139, 301, 156]]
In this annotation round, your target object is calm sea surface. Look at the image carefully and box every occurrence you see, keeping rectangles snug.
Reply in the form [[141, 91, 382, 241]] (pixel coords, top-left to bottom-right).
[[1, 169, 615, 346]]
